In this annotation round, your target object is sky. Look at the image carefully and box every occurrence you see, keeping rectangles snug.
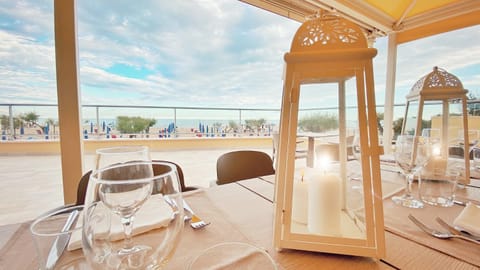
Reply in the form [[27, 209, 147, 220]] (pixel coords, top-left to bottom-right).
[[0, 1, 479, 120]]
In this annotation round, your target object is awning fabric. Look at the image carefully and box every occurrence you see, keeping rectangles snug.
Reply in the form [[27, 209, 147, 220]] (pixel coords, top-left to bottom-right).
[[240, 0, 480, 44]]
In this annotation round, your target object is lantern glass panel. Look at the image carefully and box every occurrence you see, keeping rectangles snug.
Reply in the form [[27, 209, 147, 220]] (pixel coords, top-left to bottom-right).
[[413, 100, 468, 182], [288, 82, 367, 240], [404, 101, 419, 135]]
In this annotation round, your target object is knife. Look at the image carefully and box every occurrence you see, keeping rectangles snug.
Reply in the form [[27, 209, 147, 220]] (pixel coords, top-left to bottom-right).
[[45, 209, 80, 270]]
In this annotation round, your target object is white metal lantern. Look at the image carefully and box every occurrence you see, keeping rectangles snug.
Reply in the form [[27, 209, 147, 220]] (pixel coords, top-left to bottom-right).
[[402, 67, 470, 185], [273, 12, 385, 258]]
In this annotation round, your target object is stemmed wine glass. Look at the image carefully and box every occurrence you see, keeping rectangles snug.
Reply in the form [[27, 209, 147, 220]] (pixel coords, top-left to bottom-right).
[[83, 161, 184, 269], [95, 145, 150, 170], [392, 135, 431, 208]]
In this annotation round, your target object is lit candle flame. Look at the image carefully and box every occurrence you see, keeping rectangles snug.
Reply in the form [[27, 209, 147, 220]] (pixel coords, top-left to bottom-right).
[[318, 155, 331, 174]]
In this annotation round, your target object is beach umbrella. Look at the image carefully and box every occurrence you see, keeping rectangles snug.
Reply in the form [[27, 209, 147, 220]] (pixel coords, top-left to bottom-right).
[[90, 122, 93, 133], [44, 123, 49, 140], [102, 121, 106, 132]]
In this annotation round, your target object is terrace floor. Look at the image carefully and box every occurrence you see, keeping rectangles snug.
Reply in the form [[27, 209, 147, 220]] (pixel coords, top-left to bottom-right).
[[0, 146, 273, 226]]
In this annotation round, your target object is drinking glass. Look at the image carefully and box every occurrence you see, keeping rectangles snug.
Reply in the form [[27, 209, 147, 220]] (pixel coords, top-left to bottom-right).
[[349, 133, 362, 189], [392, 135, 431, 208], [351, 133, 362, 162], [95, 145, 150, 170], [83, 161, 184, 269]]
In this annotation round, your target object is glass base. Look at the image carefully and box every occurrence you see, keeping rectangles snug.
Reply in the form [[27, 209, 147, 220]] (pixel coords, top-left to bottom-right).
[[392, 194, 424, 209], [106, 245, 152, 269]]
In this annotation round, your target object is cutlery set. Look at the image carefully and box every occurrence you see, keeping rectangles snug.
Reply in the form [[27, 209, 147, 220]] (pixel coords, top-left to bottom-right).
[[408, 214, 479, 244]]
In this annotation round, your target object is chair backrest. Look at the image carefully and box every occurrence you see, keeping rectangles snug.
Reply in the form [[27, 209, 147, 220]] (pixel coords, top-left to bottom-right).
[[76, 170, 92, 205], [76, 160, 195, 205], [272, 133, 280, 164], [216, 150, 275, 185], [152, 160, 197, 192]]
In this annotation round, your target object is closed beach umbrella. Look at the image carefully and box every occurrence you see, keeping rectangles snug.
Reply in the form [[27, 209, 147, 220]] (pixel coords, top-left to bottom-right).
[[90, 122, 93, 133], [102, 121, 106, 132]]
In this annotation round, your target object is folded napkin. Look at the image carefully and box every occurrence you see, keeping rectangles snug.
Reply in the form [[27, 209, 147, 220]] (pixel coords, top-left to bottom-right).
[[453, 202, 480, 236], [67, 194, 174, 251], [380, 154, 396, 164]]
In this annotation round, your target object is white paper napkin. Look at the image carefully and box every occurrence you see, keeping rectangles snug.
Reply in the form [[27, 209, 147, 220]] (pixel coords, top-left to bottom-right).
[[67, 194, 174, 251], [453, 202, 480, 236]]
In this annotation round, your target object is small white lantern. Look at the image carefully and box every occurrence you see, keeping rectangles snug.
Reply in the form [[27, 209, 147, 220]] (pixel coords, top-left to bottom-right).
[[403, 67, 470, 185], [273, 12, 385, 258]]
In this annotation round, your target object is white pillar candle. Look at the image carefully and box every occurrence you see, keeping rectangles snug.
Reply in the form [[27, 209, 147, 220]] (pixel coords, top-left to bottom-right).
[[424, 151, 447, 176], [307, 172, 341, 235], [292, 178, 308, 224]]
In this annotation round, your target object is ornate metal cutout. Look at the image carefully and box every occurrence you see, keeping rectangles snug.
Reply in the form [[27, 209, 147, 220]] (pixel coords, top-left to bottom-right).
[[291, 12, 367, 52], [410, 66, 464, 95]]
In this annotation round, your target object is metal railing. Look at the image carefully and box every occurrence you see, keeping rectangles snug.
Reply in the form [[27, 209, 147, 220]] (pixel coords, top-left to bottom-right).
[[0, 103, 407, 141], [0, 103, 282, 140]]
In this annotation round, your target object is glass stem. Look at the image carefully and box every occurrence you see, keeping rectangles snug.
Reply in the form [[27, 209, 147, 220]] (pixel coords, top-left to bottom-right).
[[121, 216, 134, 249], [404, 173, 414, 198]]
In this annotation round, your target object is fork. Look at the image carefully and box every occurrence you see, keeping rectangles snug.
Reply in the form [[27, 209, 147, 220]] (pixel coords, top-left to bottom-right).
[[435, 217, 480, 242], [408, 214, 479, 244], [183, 199, 210, 229]]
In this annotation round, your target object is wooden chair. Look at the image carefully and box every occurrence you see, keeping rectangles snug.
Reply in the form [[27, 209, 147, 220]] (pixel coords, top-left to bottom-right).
[[75, 160, 197, 205], [152, 160, 199, 192], [76, 170, 92, 205], [216, 150, 275, 185]]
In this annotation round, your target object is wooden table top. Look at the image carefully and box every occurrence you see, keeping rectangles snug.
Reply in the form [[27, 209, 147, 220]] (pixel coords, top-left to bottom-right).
[[1, 173, 479, 269]]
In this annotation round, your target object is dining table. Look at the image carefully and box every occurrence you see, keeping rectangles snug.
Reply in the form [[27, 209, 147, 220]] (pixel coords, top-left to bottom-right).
[[1, 167, 480, 269]]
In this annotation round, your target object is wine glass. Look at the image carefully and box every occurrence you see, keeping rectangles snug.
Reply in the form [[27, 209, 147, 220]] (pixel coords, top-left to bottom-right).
[[83, 161, 184, 269], [95, 145, 150, 170], [392, 135, 431, 208]]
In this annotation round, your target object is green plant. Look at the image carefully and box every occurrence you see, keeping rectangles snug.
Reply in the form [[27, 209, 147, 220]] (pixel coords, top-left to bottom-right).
[[298, 113, 338, 132], [116, 116, 156, 134], [245, 118, 266, 131]]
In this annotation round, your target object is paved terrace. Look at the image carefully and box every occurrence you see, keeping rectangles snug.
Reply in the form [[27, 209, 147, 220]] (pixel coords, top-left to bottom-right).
[[0, 146, 272, 226]]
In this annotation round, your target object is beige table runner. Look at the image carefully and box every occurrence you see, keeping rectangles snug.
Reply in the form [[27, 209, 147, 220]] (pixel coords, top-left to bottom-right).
[[0, 188, 263, 270], [164, 187, 282, 269], [383, 189, 480, 267]]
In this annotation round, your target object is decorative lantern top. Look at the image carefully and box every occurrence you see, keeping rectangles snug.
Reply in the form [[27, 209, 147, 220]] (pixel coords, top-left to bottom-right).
[[290, 12, 368, 52], [407, 66, 466, 100]]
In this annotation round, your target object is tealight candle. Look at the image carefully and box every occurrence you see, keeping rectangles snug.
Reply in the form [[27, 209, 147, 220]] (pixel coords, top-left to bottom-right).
[[307, 172, 341, 235], [292, 171, 308, 224]]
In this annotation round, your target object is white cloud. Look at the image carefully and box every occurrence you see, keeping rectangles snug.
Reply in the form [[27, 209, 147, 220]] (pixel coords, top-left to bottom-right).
[[0, 0, 479, 118]]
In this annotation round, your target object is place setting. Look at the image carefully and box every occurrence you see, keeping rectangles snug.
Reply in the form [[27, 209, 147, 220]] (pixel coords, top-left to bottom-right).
[[26, 145, 279, 270], [381, 133, 480, 267]]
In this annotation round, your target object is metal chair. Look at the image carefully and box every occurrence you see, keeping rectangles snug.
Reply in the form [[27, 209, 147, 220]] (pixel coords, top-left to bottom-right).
[[216, 150, 275, 185], [272, 133, 308, 166]]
